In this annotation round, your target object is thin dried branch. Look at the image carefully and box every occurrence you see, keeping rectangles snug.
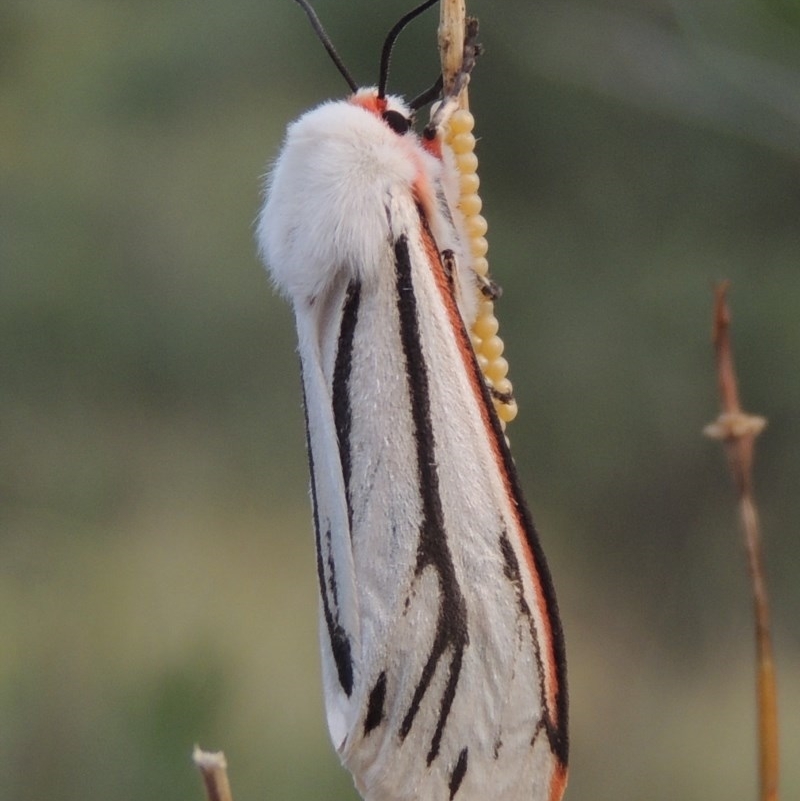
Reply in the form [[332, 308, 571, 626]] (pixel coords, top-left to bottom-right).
[[704, 281, 779, 801], [193, 745, 235, 801], [438, 0, 467, 106]]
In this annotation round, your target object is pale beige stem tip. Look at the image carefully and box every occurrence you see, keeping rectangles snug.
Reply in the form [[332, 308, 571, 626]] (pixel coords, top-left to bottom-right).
[[193, 745, 234, 801]]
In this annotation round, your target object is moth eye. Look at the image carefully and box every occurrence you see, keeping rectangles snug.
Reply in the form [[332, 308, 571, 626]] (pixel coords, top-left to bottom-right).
[[382, 110, 411, 135]]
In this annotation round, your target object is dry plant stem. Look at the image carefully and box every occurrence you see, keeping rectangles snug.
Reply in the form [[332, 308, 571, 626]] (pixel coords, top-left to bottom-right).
[[439, 0, 467, 105], [704, 281, 778, 801], [193, 746, 235, 801]]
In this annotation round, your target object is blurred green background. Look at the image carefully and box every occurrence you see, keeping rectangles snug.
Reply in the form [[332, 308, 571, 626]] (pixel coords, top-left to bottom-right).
[[2, 0, 798, 799]]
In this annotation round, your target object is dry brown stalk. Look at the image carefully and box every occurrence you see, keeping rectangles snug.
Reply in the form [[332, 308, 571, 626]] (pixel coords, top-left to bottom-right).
[[193, 745, 235, 801], [439, 0, 467, 98], [703, 281, 779, 801]]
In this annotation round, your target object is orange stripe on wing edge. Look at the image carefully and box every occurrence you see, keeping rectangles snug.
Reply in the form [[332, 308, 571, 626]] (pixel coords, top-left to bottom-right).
[[549, 762, 568, 801]]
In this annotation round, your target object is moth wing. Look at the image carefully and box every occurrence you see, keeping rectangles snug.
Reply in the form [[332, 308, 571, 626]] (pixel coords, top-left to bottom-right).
[[261, 99, 425, 752], [334, 190, 567, 801]]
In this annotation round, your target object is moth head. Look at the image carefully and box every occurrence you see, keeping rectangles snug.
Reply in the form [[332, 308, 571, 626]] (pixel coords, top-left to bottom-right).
[[349, 90, 414, 137]]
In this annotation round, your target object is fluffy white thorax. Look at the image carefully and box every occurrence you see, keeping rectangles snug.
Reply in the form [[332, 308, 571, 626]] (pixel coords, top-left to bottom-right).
[[259, 91, 440, 304]]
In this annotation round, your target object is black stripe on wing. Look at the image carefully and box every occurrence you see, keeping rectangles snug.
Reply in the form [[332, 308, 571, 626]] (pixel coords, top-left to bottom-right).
[[499, 528, 567, 758], [303, 333, 355, 698], [333, 280, 361, 533], [364, 670, 387, 735], [449, 747, 469, 799], [487, 407, 569, 763], [394, 234, 469, 767]]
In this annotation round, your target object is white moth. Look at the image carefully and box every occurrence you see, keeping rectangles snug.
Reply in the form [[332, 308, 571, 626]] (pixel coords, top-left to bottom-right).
[[256, 2, 568, 799]]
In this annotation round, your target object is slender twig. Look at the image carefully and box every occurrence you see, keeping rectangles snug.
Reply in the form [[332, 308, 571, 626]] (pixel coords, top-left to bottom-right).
[[703, 281, 778, 801], [438, 0, 467, 103], [193, 746, 235, 801]]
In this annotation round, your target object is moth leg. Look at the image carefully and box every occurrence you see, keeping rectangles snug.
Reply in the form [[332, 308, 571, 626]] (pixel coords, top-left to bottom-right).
[[440, 248, 462, 304], [409, 74, 444, 112], [477, 274, 502, 301], [489, 383, 515, 405]]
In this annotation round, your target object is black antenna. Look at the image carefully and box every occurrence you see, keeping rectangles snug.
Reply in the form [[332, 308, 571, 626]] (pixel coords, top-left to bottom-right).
[[378, 0, 440, 99], [292, 0, 358, 93]]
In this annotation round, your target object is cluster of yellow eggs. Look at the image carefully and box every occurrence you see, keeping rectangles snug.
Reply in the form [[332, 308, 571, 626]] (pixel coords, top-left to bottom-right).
[[444, 108, 518, 427]]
